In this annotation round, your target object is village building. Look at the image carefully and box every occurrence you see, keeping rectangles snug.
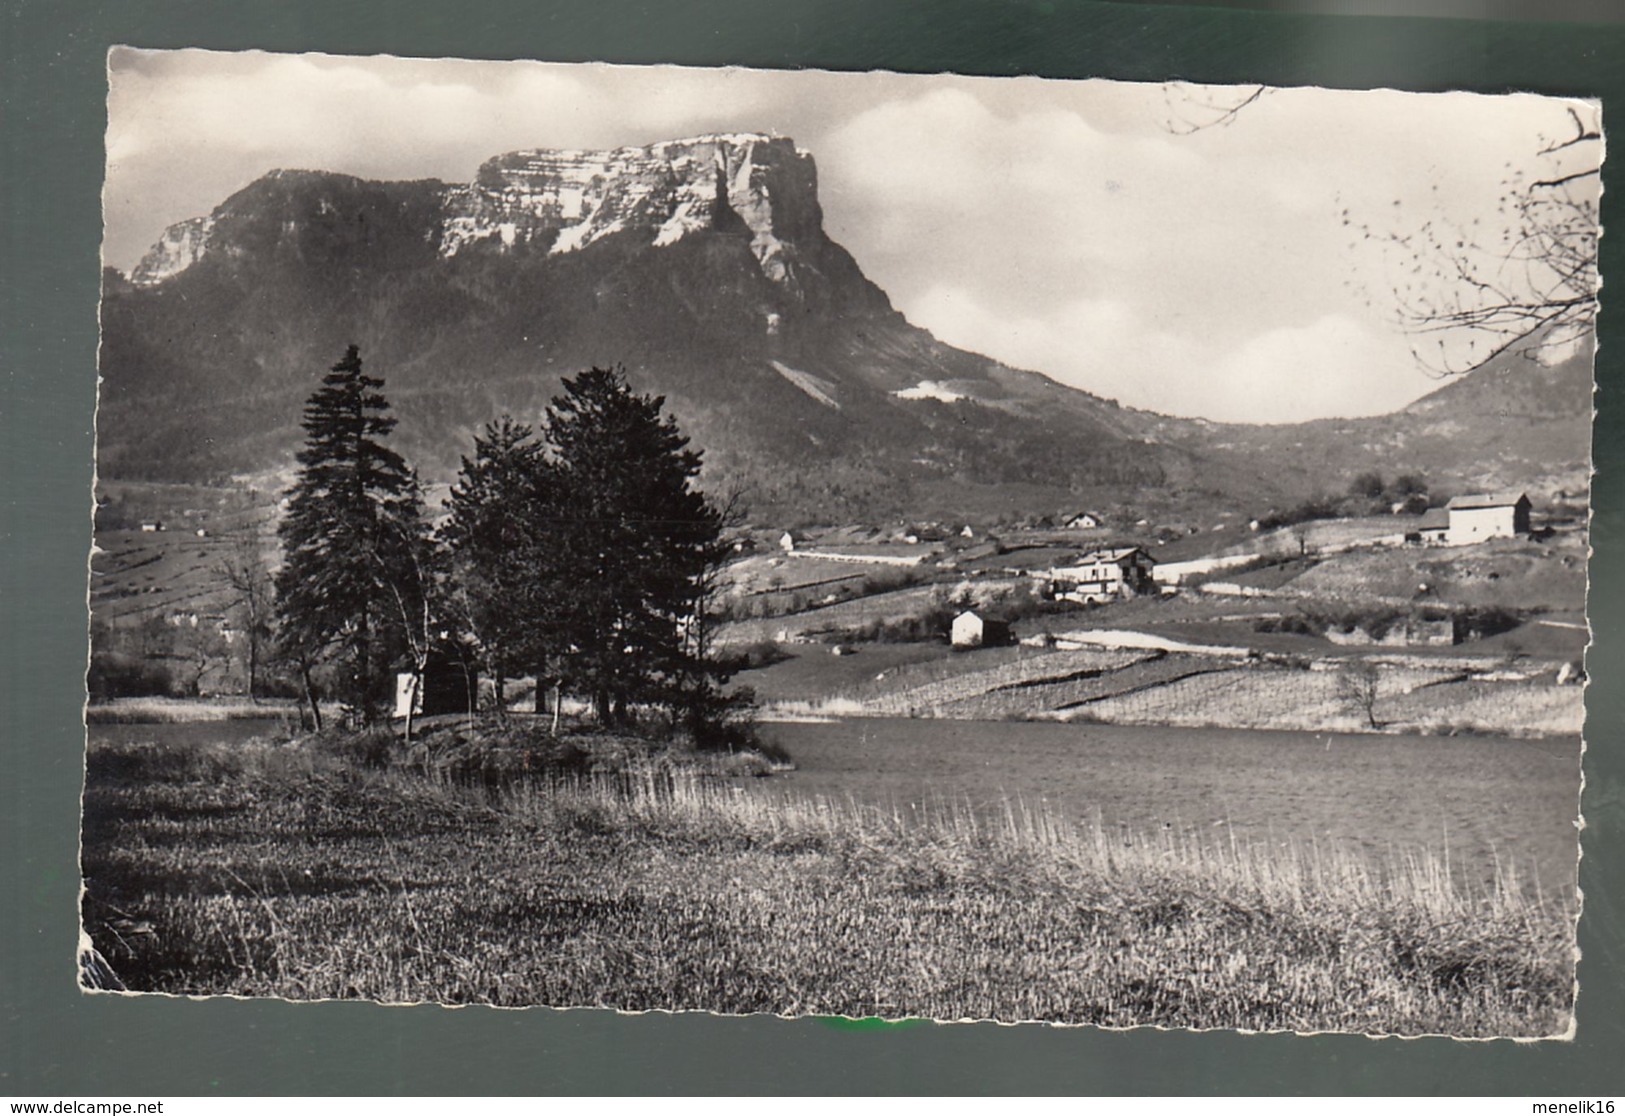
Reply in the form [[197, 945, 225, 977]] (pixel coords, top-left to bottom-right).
[[1065, 511, 1103, 529], [1042, 547, 1157, 604], [778, 530, 802, 553], [139, 520, 164, 532], [950, 609, 1012, 649], [1444, 492, 1531, 544]]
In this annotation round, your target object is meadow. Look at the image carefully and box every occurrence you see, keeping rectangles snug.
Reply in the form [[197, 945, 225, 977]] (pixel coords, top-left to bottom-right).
[[80, 719, 1579, 1035]]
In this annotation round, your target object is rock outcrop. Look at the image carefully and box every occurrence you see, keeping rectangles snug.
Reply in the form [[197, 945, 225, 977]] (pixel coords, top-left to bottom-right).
[[129, 215, 214, 286]]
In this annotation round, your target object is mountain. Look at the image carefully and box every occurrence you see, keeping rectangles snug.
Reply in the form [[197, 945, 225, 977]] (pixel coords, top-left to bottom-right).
[[97, 132, 1591, 523], [1170, 339, 1593, 507]]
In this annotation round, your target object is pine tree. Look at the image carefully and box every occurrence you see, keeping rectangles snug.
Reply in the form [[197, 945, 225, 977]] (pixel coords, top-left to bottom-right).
[[275, 344, 427, 726], [534, 367, 732, 732], [441, 416, 550, 712]]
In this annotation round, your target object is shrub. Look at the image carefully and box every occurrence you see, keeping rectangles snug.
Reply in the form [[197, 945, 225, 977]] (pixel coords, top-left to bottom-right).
[[87, 652, 184, 700]]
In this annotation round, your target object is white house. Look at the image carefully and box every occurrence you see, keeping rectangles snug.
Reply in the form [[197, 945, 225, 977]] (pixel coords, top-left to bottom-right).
[[1065, 511, 1103, 529], [1042, 547, 1157, 604], [950, 609, 1011, 649], [1445, 492, 1531, 545]]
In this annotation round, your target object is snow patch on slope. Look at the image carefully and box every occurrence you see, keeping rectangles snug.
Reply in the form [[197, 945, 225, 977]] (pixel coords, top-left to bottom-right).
[[893, 380, 969, 403]]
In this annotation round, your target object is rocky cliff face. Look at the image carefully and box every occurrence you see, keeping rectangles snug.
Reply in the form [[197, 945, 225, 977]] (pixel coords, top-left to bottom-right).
[[130, 215, 214, 286], [131, 133, 824, 292]]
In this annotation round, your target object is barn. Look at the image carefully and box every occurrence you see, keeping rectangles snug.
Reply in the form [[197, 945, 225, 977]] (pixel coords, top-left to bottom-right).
[[1445, 492, 1531, 544]]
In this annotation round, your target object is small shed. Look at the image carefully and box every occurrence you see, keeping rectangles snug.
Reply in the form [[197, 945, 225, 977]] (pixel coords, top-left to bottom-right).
[[951, 609, 1011, 649], [394, 652, 479, 719]]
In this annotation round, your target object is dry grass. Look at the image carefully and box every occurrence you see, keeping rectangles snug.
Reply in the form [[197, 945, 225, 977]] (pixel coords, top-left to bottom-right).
[[79, 728, 1575, 1035]]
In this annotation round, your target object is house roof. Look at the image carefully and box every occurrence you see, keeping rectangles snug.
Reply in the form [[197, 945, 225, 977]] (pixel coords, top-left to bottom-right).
[[1447, 491, 1529, 510], [1077, 547, 1148, 563], [1417, 508, 1450, 529], [954, 609, 1008, 624]]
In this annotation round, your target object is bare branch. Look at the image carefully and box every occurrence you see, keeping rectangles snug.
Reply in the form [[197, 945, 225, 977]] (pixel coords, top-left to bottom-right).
[[1160, 83, 1270, 135]]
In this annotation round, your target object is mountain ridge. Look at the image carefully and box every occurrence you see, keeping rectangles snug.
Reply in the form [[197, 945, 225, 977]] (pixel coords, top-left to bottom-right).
[[100, 134, 1591, 523]]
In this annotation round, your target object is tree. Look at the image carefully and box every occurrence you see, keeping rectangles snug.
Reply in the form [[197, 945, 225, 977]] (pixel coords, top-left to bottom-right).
[[1343, 104, 1601, 375], [1337, 660, 1383, 731], [1164, 86, 1601, 375], [441, 416, 549, 714], [216, 528, 275, 699], [1348, 471, 1386, 502], [532, 367, 733, 734], [274, 344, 429, 726]]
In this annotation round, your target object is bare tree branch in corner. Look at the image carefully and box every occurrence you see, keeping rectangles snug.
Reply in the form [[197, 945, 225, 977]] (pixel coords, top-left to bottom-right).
[[1341, 104, 1601, 375], [1164, 87, 1601, 377]]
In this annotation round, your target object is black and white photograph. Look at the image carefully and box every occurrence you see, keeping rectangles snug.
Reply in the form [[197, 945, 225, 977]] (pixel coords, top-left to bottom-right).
[[82, 49, 1597, 1038]]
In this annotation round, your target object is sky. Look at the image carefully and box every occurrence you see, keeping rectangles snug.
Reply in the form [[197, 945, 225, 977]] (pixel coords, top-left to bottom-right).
[[103, 49, 1600, 423]]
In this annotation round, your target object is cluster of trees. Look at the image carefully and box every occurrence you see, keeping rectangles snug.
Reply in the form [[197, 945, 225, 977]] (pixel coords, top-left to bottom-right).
[[1251, 471, 1432, 532], [271, 345, 742, 744], [1346, 471, 1430, 514]]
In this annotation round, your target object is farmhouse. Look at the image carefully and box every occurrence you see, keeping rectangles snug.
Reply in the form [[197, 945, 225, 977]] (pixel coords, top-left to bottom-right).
[[1444, 492, 1531, 544], [1042, 547, 1157, 604], [950, 609, 1012, 649], [1065, 511, 1103, 529]]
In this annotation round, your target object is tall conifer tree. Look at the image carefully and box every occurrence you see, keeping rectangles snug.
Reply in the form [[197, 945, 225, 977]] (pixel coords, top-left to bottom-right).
[[275, 344, 426, 725], [534, 367, 730, 729], [441, 416, 551, 711]]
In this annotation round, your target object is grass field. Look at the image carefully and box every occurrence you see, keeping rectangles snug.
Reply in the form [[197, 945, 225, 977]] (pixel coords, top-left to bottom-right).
[[81, 721, 1577, 1034], [755, 718, 1581, 903]]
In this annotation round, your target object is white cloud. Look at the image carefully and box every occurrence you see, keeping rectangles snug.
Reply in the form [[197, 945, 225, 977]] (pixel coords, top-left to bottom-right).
[[909, 285, 1435, 423]]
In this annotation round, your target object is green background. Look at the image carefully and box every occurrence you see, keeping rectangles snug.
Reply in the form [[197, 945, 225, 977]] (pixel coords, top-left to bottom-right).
[[3, 0, 1622, 1095]]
